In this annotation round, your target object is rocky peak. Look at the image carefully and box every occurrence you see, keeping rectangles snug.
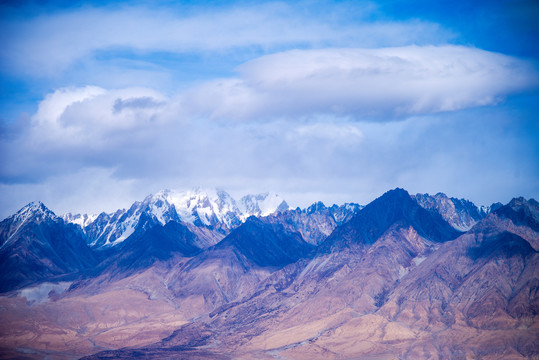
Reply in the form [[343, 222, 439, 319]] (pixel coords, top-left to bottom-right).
[[306, 201, 327, 214], [413, 192, 488, 231], [215, 216, 315, 268], [1, 202, 60, 248], [14, 201, 57, 222], [321, 188, 461, 252]]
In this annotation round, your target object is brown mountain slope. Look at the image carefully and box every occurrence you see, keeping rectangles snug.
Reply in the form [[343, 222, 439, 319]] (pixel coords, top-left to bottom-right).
[[2, 192, 538, 360], [84, 196, 538, 360]]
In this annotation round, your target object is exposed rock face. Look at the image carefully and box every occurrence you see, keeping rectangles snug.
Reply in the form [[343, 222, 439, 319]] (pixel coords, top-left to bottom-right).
[[0, 190, 537, 360], [494, 197, 539, 232], [216, 217, 315, 268], [262, 201, 362, 245], [413, 192, 489, 231]]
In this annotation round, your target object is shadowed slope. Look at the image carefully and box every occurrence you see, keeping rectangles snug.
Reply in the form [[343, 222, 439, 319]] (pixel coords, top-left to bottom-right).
[[0, 202, 97, 293], [494, 197, 539, 232], [320, 188, 461, 252], [168, 216, 315, 314], [215, 216, 315, 268], [105, 216, 203, 276]]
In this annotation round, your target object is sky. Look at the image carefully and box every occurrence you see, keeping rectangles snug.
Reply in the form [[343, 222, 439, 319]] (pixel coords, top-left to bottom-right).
[[0, 0, 538, 218]]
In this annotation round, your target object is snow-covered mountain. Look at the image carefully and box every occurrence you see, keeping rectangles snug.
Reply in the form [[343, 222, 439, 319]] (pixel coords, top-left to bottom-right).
[[68, 188, 290, 248], [1, 201, 57, 249]]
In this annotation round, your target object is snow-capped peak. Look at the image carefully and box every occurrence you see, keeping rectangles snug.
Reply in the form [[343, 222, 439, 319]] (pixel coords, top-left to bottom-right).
[[1, 201, 58, 249], [141, 191, 178, 226], [239, 193, 289, 220], [154, 187, 242, 228], [60, 188, 290, 248], [11, 201, 57, 224], [63, 213, 98, 228]]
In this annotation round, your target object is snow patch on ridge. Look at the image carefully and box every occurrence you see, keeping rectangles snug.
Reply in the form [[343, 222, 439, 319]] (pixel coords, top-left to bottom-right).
[[63, 213, 97, 228], [110, 215, 138, 246], [398, 266, 409, 279]]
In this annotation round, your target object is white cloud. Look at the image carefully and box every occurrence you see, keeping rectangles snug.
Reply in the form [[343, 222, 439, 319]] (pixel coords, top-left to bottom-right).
[[2, 45, 537, 189], [33, 86, 106, 125], [2, 105, 537, 219], [0, 2, 451, 77], [0, 86, 172, 185], [0, 168, 140, 219], [293, 122, 362, 142], [183, 46, 539, 119], [32, 86, 167, 133]]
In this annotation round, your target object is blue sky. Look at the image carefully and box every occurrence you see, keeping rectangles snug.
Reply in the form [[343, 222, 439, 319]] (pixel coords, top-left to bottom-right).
[[0, 0, 538, 218]]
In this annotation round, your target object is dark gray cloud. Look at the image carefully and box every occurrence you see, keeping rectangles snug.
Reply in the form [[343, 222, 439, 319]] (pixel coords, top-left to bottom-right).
[[113, 96, 164, 114]]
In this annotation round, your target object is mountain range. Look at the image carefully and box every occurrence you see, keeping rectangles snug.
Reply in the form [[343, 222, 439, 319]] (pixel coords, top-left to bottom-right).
[[0, 188, 537, 359]]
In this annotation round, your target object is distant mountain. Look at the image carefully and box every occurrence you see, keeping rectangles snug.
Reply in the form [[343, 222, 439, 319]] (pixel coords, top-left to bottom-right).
[[74, 188, 289, 248], [493, 197, 539, 232], [0, 189, 293, 292], [94, 213, 205, 277], [321, 188, 461, 252], [262, 201, 362, 245], [0, 202, 97, 292], [215, 216, 315, 268], [62, 213, 98, 228], [413, 192, 493, 231], [238, 193, 290, 219]]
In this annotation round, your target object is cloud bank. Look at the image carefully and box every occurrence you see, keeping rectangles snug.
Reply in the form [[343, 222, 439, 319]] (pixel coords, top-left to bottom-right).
[[183, 46, 538, 119]]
